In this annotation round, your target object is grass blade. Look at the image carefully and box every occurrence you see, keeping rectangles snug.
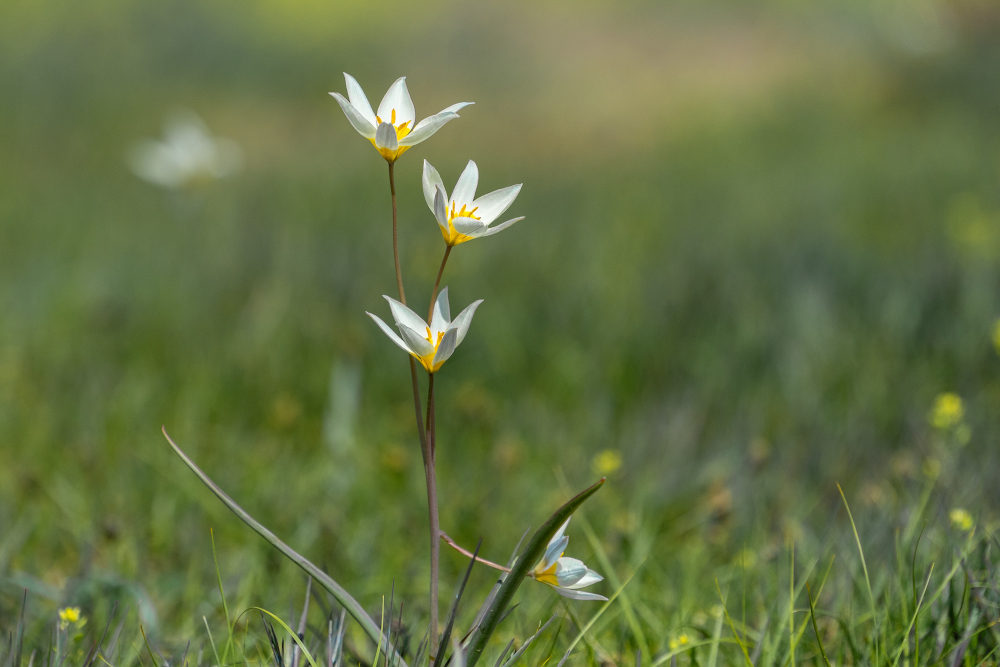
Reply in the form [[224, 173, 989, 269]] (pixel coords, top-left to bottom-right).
[[437, 540, 481, 665], [837, 483, 878, 667], [163, 428, 405, 667], [805, 584, 831, 667], [499, 616, 556, 667], [464, 478, 605, 667], [714, 579, 753, 667], [557, 566, 641, 666], [891, 563, 934, 667]]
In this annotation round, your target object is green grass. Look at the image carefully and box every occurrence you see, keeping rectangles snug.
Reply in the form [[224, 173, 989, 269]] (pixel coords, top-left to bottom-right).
[[3, 0, 1000, 665]]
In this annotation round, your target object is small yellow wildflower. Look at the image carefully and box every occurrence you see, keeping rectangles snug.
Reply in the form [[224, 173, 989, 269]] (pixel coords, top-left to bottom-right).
[[668, 634, 690, 651], [930, 393, 964, 430], [591, 449, 622, 476], [59, 607, 80, 623], [950, 508, 973, 531]]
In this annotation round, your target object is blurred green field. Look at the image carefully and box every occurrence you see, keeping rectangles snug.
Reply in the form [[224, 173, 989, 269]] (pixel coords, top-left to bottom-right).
[[3, 0, 1000, 663]]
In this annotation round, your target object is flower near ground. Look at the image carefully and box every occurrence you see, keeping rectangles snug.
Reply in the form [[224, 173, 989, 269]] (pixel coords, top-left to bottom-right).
[[423, 160, 523, 246], [668, 634, 691, 651], [58, 607, 84, 631], [591, 449, 622, 476], [930, 392, 964, 430], [128, 111, 242, 189], [367, 287, 482, 373], [950, 508, 973, 531], [531, 518, 607, 601], [330, 74, 472, 163]]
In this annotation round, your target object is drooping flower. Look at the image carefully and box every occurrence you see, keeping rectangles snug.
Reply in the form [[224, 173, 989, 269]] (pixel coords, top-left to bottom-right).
[[531, 518, 607, 601], [367, 287, 482, 373], [422, 160, 523, 246], [128, 110, 243, 189], [330, 74, 472, 163]]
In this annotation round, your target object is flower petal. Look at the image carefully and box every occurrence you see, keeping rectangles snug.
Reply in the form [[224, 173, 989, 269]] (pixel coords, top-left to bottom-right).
[[554, 557, 588, 587], [483, 216, 525, 237], [566, 569, 605, 589], [451, 217, 489, 237], [431, 286, 451, 334], [472, 184, 521, 224], [367, 312, 413, 355], [344, 73, 377, 127], [449, 298, 483, 346], [377, 77, 415, 127], [540, 535, 568, 572], [548, 586, 608, 602], [375, 122, 399, 150], [431, 328, 459, 368], [451, 160, 479, 209], [398, 323, 435, 358], [329, 93, 376, 139], [433, 186, 449, 227], [550, 518, 571, 546], [440, 102, 474, 115], [397, 111, 459, 147], [384, 296, 429, 334], [423, 160, 447, 212]]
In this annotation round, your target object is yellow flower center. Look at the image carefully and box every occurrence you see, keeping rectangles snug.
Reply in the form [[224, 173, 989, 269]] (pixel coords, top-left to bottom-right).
[[369, 109, 413, 162], [440, 202, 481, 246], [534, 562, 560, 586], [414, 327, 447, 373]]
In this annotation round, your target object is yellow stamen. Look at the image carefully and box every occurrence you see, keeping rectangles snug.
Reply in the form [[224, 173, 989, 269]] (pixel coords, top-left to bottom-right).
[[369, 109, 413, 162], [439, 202, 482, 246], [534, 562, 560, 586], [412, 328, 448, 373]]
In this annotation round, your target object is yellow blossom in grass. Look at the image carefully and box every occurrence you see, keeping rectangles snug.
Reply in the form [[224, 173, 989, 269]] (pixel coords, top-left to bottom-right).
[[591, 449, 622, 476], [930, 393, 964, 430], [58, 607, 85, 631], [950, 508, 973, 531], [668, 634, 690, 651]]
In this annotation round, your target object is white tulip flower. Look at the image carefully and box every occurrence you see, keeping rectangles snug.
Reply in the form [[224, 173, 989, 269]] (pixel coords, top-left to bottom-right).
[[531, 518, 607, 601], [423, 160, 524, 246], [367, 287, 482, 373], [330, 73, 472, 163], [128, 110, 242, 189]]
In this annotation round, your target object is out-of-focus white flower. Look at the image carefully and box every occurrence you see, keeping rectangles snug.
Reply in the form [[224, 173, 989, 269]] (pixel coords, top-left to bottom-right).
[[422, 160, 523, 246], [367, 287, 482, 373], [531, 518, 607, 601], [330, 73, 472, 163], [128, 111, 242, 189]]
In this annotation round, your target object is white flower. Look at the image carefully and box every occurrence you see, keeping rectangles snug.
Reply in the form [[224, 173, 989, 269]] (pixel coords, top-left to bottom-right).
[[330, 74, 472, 163], [128, 110, 242, 189], [422, 160, 523, 246], [531, 518, 607, 601], [367, 287, 482, 373]]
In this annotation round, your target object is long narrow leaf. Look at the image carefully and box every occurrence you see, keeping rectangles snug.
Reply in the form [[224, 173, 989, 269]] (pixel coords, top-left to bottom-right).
[[163, 428, 406, 667], [464, 478, 605, 667]]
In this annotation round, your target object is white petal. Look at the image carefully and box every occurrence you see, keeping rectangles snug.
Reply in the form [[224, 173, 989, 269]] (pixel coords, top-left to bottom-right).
[[554, 558, 588, 587], [375, 122, 398, 150], [423, 160, 446, 212], [398, 323, 435, 358], [440, 102, 474, 114], [484, 216, 524, 237], [451, 217, 489, 237], [129, 141, 184, 188], [540, 535, 568, 572], [550, 518, 571, 546], [397, 111, 459, 147], [343, 73, 377, 127], [567, 569, 605, 590], [433, 187, 449, 227], [449, 299, 483, 346], [329, 93, 376, 139], [472, 184, 521, 224], [431, 328, 459, 368], [377, 77, 415, 127], [549, 586, 608, 602], [383, 296, 429, 334], [431, 286, 451, 334], [367, 313, 413, 355], [451, 160, 479, 209]]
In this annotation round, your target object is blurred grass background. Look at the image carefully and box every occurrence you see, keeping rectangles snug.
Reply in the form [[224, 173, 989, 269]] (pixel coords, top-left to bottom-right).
[[2, 0, 1000, 654]]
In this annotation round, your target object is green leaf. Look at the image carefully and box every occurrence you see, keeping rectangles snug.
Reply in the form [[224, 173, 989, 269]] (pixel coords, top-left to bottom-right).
[[464, 477, 605, 667]]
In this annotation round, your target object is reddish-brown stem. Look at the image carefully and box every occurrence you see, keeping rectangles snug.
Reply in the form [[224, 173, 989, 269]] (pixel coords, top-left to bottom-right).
[[427, 245, 453, 323], [439, 531, 512, 573]]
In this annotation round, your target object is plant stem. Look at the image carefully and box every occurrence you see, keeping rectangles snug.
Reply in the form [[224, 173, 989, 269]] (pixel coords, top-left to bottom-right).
[[387, 160, 439, 660], [427, 245, 452, 323], [440, 531, 512, 573], [425, 372, 440, 658]]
